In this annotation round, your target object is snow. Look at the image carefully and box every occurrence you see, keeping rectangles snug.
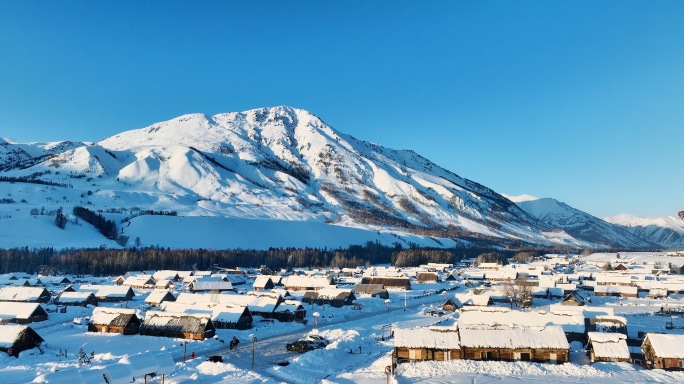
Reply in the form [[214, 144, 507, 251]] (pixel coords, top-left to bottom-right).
[[393, 327, 461, 349], [0, 106, 635, 251], [644, 333, 684, 358]]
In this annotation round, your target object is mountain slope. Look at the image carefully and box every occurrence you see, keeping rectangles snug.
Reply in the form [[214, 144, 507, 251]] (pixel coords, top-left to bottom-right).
[[605, 214, 684, 249], [505, 195, 656, 249], [0, 106, 626, 250]]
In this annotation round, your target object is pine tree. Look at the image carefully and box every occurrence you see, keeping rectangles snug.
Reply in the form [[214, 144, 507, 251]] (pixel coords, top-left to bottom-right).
[[55, 207, 67, 229]]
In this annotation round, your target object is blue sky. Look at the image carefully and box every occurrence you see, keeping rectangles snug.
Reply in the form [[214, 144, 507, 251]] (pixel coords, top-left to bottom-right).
[[1, 1, 683, 218]]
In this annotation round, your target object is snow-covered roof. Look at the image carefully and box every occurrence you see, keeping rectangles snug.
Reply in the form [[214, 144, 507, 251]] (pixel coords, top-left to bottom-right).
[[175, 292, 279, 313], [459, 325, 569, 350], [0, 286, 48, 301], [549, 304, 614, 318], [253, 275, 273, 288], [394, 327, 460, 349], [459, 307, 585, 334], [588, 332, 630, 359], [594, 285, 638, 294], [77, 284, 134, 298], [145, 290, 175, 304], [55, 291, 94, 303], [0, 301, 46, 319], [0, 324, 29, 347], [282, 275, 334, 288], [644, 333, 684, 358], [89, 307, 138, 325], [190, 280, 234, 291]]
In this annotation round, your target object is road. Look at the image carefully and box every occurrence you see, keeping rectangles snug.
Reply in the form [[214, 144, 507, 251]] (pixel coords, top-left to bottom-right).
[[178, 290, 447, 382]]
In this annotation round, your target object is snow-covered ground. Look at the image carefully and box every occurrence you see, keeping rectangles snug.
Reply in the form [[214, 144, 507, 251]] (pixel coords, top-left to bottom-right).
[[3, 264, 684, 384]]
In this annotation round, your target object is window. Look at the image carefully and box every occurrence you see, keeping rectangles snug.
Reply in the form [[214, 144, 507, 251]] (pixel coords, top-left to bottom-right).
[[481, 351, 493, 360], [521, 352, 531, 361], [678, 360, 684, 368], [409, 349, 417, 360], [549, 353, 557, 363]]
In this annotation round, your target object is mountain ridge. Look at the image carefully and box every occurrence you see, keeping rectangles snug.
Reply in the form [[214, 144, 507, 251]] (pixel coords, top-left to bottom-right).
[[0, 106, 676, 250]]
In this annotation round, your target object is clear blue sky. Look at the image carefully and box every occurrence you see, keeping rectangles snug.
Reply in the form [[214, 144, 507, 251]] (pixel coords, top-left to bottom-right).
[[1, 1, 683, 218]]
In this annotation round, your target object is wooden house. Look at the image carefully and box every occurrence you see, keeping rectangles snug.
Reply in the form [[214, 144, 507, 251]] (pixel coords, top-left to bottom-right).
[[360, 277, 410, 290], [455, 291, 492, 307], [87, 308, 141, 335], [0, 286, 51, 303], [459, 325, 570, 364], [594, 285, 638, 298], [589, 316, 628, 334], [282, 275, 335, 291], [0, 324, 44, 357], [189, 279, 234, 293], [212, 306, 253, 330], [642, 333, 684, 370], [416, 272, 439, 283], [155, 279, 175, 290], [253, 276, 275, 291], [54, 291, 98, 307], [353, 283, 389, 299], [144, 290, 176, 307], [0, 302, 49, 324], [587, 332, 630, 363], [302, 287, 356, 308], [394, 327, 462, 363], [272, 300, 307, 323], [122, 275, 156, 289], [442, 298, 462, 312], [152, 270, 182, 282], [78, 285, 135, 302], [141, 311, 216, 340], [561, 291, 587, 306]]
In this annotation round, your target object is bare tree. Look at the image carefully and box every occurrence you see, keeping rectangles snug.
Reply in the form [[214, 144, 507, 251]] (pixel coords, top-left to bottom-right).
[[501, 277, 534, 309], [502, 280, 518, 308]]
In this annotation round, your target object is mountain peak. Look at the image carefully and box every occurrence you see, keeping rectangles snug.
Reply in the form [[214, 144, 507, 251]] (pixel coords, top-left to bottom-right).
[[504, 194, 540, 203]]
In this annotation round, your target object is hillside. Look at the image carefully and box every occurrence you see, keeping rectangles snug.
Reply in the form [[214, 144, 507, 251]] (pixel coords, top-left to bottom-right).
[[0, 106, 657, 250], [505, 195, 658, 249], [604, 214, 684, 249]]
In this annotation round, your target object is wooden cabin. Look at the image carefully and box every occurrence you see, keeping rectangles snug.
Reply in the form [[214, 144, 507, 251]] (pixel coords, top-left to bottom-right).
[[302, 288, 356, 308], [594, 285, 638, 298], [141, 311, 216, 340], [561, 291, 587, 306], [272, 300, 307, 323], [459, 325, 570, 364], [144, 290, 176, 307], [0, 286, 51, 303], [416, 272, 439, 283], [394, 327, 462, 363], [353, 283, 389, 299], [88, 308, 141, 335], [212, 306, 253, 330], [360, 277, 410, 290], [642, 333, 684, 370], [282, 275, 335, 291], [253, 276, 275, 291], [54, 291, 98, 307], [587, 332, 630, 363], [0, 324, 44, 357], [0, 302, 49, 324], [442, 298, 462, 312]]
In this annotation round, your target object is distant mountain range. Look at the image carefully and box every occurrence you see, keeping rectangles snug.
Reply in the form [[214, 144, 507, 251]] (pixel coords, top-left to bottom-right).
[[1, 106, 682, 250]]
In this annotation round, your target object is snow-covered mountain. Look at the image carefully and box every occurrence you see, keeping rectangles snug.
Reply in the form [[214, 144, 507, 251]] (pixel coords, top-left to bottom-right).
[[604, 214, 684, 249], [505, 194, 658, 249], [0, 106, 654, 250]]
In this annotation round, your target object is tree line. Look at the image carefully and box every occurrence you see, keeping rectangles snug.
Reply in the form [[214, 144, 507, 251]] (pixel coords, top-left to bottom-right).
[[0, 243, 579, 276], [72, 206, 117, 240]]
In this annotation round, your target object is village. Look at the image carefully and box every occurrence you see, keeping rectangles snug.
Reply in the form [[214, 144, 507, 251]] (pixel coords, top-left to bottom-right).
[[2, 251, 684, 383]]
